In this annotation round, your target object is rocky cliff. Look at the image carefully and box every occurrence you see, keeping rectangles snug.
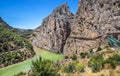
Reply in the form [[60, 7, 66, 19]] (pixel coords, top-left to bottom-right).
[[33, 0, 120, 54], [64, 0, 120, 55], [33, 3, 74, 53]]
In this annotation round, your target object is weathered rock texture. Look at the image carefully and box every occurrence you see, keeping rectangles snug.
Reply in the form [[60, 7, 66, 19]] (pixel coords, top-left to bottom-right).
[[64, 0, 120, 55], [33, 0, 120, 54], [33, 3, 74, 53]]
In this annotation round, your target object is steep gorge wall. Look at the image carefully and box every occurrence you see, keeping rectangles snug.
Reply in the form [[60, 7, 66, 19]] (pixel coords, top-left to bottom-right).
[[33, 0, 120, 54], [32, 3, 74, 53], [64, 0, 120, 55]]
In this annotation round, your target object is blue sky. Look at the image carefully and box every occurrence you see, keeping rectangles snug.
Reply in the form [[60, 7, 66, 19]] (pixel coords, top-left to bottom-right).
[[0, 0, 78, 29]]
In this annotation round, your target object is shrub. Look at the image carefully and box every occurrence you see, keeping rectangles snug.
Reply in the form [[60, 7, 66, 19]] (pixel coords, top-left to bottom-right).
[[71, 55, 77, 60], [65, 56, 69, 59], [88, 53, 104, 72], [80, 52, 88, 59], [104, 59, 116, 69], [63, 63, 76, 73], [108, 54, 120, 65], [76, 63, 84, 72], [97, 47, 102, 52], [31, 57, 59, 76], [89, 49, 94, 54], [62, 62, 84, 73]]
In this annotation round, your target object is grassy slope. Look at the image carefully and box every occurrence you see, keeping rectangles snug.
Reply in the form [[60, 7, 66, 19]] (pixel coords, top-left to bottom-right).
[[0, 48, 64, 76]]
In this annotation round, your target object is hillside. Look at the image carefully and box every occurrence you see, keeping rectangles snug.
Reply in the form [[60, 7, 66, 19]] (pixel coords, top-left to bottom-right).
[[0, 17, 13, 30], [0, 18, 35, 68], [0, 17, 33, 39]]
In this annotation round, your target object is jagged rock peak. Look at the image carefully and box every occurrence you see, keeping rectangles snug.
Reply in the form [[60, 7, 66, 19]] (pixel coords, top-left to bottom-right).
[[51, 2, 73, 16], [32, 3, 74, 53]]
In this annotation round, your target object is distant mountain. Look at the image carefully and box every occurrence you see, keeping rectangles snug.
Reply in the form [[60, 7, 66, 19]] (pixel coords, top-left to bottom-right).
[[0, 17, 33, 39], [0, 17, 35, 68], [13, 28, 33, 38]]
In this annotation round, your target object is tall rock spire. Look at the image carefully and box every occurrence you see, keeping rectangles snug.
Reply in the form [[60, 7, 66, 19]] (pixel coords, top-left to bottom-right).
[[51, 3, 73, 16], [32, 3, 74, 53]]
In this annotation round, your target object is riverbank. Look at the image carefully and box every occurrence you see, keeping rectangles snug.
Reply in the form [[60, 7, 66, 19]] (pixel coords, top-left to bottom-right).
[[0, 47, 64, 76]]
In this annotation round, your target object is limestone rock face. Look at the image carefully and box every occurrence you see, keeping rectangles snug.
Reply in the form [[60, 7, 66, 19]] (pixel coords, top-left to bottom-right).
[[32, 3, 74, 53], [33, 0, 120, 54], [64, 0, 120, 55]]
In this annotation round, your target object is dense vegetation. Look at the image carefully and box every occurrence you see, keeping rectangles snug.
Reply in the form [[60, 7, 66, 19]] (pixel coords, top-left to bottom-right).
[[61, 62, 84, 73], [0, 24, 35, 68], [0, 49, 34, 68], [88, 53, 104, 72], [0, 27, 33, 52], [103, 53, 120, 69], [88, 52, 120, 72]]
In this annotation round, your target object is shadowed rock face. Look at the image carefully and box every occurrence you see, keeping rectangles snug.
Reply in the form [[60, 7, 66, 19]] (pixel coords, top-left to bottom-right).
[[33, 0, 120, 54], [32, 3, 74, 53]]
